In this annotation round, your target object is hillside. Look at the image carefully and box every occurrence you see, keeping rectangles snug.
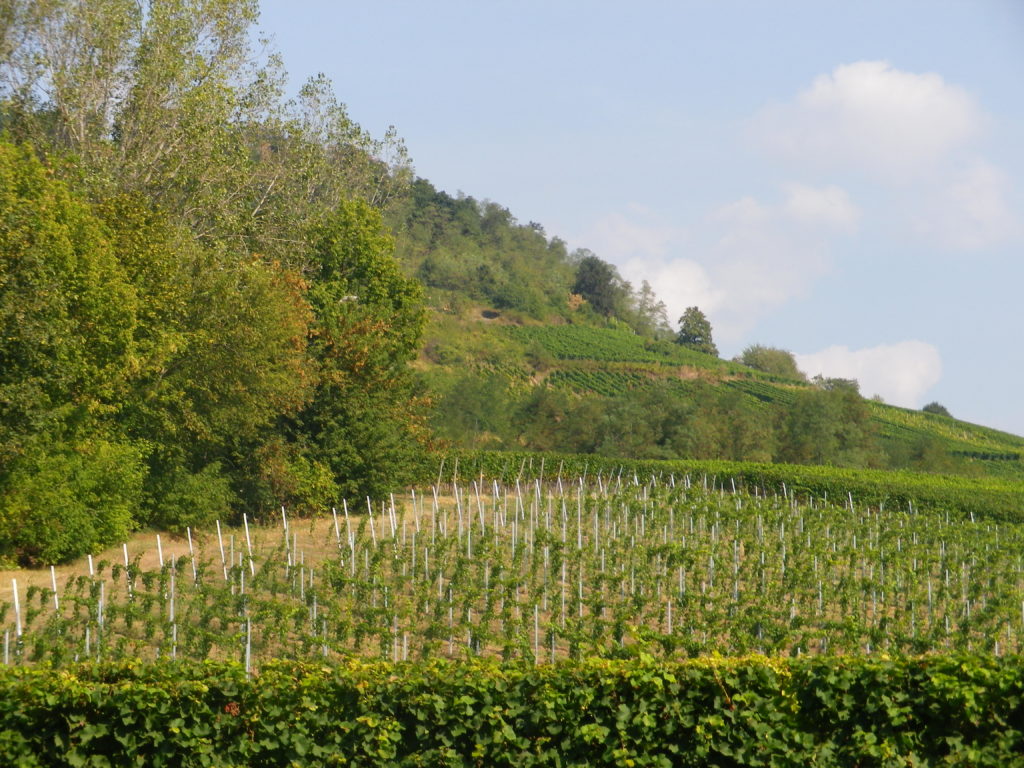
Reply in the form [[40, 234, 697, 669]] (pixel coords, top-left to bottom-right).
[[1, 0, 1020, 573], [382, 176, 1024, 481], [414, 306, 1024, 482]]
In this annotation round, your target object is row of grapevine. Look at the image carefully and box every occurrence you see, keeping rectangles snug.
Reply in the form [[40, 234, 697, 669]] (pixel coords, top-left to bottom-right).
[[4, 476, 1024, 668], [453, 450, 1024, 523], [546, 368, 650, 396]]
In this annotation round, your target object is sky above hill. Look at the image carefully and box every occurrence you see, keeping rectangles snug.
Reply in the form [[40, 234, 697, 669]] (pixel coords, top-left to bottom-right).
[[258, 0, 1024, 436]]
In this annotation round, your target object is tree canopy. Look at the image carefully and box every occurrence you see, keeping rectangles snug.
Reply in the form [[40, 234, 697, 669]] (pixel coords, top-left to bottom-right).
[[675, 307, 718, 357], [0, 0, 425, 563], [922, 402, 952, 418], [736, 344, 805, 380]]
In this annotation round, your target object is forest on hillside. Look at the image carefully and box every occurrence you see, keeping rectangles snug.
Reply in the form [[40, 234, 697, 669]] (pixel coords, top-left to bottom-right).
[[0, 0, 435, 563], [0, 0, 1017, 566]]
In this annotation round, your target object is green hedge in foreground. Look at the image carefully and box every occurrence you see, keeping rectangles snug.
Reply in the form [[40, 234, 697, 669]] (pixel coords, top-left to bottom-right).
[[1, 655, 1022, 766], [443, 450, 1024, 524]]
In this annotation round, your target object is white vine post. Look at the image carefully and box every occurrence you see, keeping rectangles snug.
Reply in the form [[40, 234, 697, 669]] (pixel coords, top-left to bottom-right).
[[216, 520, 227, 580], [243, 513, 255, 576], [11, 579, 22, 639], [50, 566, 59, 611], [123, 543, 133, 597], [187, 527, 198, 583]]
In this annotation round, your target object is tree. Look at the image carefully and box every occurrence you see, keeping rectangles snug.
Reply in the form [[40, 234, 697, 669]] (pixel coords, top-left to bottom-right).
[[922, 402, 952, 418], [280, 199, 430, 502], [0, 0, 411, 264], [99, 195, 313, 529], [572, 251, 629, 318], [0, 142, 136, 460], [736, 344, 805, 379], [778, 384, 877, 467], [675, 307, 718, 356], [0, 141, 144, 562], [1, 0, 426, 525], [631, 280, 672, 338]]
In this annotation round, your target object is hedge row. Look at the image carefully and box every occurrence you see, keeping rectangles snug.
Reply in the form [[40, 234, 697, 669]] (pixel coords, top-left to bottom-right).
[[441, 450, 1024, 524], [1, 655, 1022, 766]]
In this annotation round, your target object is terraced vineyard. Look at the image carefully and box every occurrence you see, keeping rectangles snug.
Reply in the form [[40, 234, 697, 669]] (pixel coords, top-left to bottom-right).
[[430, 323, 1024, 482], [723, 377, 801, 407], [869, 401, 1024, 457], [5, 474, 1024, 668], [505, 325, 741, 370], [546, 368, 652, 396]]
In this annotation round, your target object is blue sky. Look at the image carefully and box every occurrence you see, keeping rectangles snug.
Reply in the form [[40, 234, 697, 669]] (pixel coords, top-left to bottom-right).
[[258, 0, 1024, 436]]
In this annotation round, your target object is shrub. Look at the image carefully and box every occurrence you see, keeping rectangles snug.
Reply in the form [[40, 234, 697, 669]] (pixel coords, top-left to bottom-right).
[[0, 439, 143, 564]]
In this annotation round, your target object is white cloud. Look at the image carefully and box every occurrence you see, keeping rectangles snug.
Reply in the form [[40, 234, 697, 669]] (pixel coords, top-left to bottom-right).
[[753, 61, 981, 181], [795, 341, 942, 407], [581, 185, 860, 341], [699, 184, 859, 339], [912, 160, 1020, 249], [578, 205, 722, 323], [781, 183, 861, 232], [619, 257, 724, 322], [586, 203, 687, 262]]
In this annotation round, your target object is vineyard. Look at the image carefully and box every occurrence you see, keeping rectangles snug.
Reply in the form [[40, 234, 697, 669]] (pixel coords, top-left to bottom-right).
[[504, 325, 742, 371], [5, 473, 1024, 669], [546, 367, 652, 397], [869, 400, 1024, 467]]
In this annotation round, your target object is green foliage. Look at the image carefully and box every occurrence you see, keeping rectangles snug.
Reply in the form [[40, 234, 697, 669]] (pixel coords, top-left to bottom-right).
[[0, 656, 1021, 766], [428, 324, 1020, 479], [455, 449, 1024, 523], [0, 143, 137, 455], [431, 374, 516, 448], [98, 195, 314, 525], [628, 280, 673, 338], [505, 325, 731, 368], [923, 401, 953, 418], [736, 344, 805, 380], [147, 462, 236, 533], [0, 0, 430, 546], [675, 306, 718, 357], [286, 199, 430, 502], [778, 384, 878, 467], [394, 179, 574, 320], [572, 251, 630, 318], [0, 439, 142, 565], [0, 143, 144, 563]]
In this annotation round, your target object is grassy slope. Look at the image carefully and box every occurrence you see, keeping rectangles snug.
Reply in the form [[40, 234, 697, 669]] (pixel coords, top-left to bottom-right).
[[418, 307, 1024, 481]]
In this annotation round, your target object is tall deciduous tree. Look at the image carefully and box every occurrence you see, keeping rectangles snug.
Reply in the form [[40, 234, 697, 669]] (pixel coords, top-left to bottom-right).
[[280, 200, 429, 502], [99, 196, 313, 528], [675, 306, 718, 357], [0, 0, 411, 263], [0, 142, 136, 458], [1, 0, 426, 532], [632, 280, 673, 338], [572, 251, 629, 318], [736, 344, 805, 380], [0, 142, 143, 562]]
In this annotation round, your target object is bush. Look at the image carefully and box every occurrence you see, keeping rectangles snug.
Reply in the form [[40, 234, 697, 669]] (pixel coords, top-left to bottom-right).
[[0, 439, 143, 564], [0, 656, 1021, 766], [146, 462, 236, 532]]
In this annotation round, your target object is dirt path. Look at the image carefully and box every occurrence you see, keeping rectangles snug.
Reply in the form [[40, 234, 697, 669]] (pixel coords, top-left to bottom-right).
[[0, 514, 347, 606]]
